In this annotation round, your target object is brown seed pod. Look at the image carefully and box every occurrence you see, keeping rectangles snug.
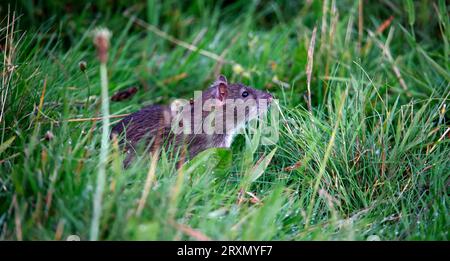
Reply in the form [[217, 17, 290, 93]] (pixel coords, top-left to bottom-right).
[[93, 28, 111, 64], [79, 61, 87, 72], [111, 86, 138, 102]]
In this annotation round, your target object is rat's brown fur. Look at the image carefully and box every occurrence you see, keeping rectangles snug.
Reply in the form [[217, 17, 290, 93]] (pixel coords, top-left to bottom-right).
[[111, 75, 272, 167]]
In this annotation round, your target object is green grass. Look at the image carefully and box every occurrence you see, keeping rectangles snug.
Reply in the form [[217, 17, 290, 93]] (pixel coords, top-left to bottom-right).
[[0, 0, 449, 240]]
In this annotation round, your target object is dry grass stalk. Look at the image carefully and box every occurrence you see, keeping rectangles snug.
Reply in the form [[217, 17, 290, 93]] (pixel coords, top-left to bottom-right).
[[66, 113, 129, 123], [12, 194, 22, 241], [162, 72, 188, 84], [1, 9, 17, 125], [358, 0, 363, 54], [306, 26, 317, 112], [35, 77, 48, 123], [345, 13, 354, 46], [324, 0, 338, 80], [320, 0, 329, 52], [429, 127, 450, 153], [136, 151, 160, 217], [54, 219, 65, 240]]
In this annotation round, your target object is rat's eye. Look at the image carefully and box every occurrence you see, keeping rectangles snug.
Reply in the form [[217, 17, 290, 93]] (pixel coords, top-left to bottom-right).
[[242, 91, 249, 97]]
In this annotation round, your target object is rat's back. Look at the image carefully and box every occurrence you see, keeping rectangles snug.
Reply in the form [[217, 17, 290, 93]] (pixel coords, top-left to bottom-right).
[[111, 104, 172, 146]]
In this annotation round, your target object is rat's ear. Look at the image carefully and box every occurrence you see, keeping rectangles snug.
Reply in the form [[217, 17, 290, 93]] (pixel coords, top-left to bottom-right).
[[217, 74, 227, 83], [215, 82, 228, 102], [212, 75, 228, 101]]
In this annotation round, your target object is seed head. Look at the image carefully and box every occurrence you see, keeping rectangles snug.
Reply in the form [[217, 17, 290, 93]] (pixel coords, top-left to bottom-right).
[[79, 61, 87, 72], [93, 28, 112, 63], [232, 64, 244, 75]]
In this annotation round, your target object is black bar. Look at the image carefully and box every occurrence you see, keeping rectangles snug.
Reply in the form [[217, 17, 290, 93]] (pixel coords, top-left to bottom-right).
[[0, 241, 448, 259]]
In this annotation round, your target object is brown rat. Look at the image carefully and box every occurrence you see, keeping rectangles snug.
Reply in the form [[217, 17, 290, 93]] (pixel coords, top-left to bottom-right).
[[111, 75, 273, 167]]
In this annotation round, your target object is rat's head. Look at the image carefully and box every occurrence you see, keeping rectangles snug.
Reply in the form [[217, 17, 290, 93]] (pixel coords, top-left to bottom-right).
[[202, 75, 273, 131], [204, 75, 273, 103]]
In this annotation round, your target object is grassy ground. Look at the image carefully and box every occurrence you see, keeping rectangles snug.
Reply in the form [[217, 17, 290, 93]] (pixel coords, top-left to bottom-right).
[[0, 0, 449, 240]]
